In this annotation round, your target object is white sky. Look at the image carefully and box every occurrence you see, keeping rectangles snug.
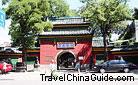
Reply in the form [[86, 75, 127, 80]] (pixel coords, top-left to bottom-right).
[[0, 19, 11, 43], [0, 0, 138, 44], [65, 0, 138, 10], [64, 0, 84, 10], [128, 0, 138, 9]]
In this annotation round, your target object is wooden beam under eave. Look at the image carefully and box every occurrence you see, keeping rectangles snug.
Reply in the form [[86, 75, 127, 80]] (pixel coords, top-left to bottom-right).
[[39, 35, 93, 38]]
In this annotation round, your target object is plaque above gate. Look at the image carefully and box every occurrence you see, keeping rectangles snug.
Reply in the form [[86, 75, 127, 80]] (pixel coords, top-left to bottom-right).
[[57, 42, 75, 48]]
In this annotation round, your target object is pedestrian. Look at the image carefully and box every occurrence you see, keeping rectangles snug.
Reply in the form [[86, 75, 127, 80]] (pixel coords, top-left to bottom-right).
[[75, 60, 81, 72], [50, 60, 56, 75], [50, 59, 58, 78]]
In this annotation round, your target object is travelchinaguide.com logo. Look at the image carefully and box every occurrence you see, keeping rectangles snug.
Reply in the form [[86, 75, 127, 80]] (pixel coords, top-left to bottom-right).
[[40, 73, 134, 82]]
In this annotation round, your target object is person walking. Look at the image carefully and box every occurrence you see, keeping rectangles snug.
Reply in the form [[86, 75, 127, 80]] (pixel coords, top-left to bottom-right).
[[75, 60, 81, 72]]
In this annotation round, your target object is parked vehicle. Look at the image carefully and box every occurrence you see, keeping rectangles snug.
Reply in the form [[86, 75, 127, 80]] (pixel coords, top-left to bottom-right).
[[92, 60, 138, 73], [0, 61, 13, 74], [15, 62, 27, 72]]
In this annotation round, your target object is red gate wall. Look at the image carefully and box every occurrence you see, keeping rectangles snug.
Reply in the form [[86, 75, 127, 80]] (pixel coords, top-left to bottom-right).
[[40, 39, 92, 64]]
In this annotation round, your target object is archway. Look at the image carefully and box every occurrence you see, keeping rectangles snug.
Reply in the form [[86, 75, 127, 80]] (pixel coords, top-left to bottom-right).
[[57, 52, 75, 70]]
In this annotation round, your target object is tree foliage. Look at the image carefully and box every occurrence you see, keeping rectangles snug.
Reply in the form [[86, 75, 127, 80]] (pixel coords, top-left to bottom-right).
[[48, 0, 69, 17], [6, 0, 72, 49], [80, 0, 131, 60], [133, 8, 138, 19], [7, 0, 49, 48], [81, 0, 131, 29], [6, 0, 73, 61], [2, 0, 10, 5]]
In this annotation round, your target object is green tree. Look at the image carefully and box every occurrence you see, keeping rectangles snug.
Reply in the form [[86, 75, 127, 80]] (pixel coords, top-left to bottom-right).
[[6, 0, 71, 62], [2, 0, 10, 5], [68, 9, 79, 16], [48, 0, 69, 17], [133, 8, 138, 19], [6, 0, 51, 61], [47, 0, 78, 17], [80, 0, 131, 61]]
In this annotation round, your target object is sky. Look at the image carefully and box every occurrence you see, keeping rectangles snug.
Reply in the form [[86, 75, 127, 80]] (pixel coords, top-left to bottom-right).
[[0, 0, 138, 45], [64, 0, 84, 10], [65, 0, 138, 10], [128, 0, 138, 9]]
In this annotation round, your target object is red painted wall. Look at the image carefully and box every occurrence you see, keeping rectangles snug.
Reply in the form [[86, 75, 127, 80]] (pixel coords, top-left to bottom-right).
[[40, 39, 92, 64]]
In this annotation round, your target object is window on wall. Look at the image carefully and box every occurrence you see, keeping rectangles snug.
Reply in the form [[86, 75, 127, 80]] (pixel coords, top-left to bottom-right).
[[96, 54, 104, 65]]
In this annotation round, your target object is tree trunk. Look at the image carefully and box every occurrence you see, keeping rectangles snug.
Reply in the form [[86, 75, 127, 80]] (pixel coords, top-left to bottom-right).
[[89, 28, 96, 70], [89, 38, 93, 70], [20, 18, 27, 63], [21, 37, 26, 62], [22, 45, 27, 62], [102, 28, 108, 61]]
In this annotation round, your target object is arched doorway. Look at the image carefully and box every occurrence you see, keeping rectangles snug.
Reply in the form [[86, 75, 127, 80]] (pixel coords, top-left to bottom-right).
[[57, 52, 75, 70]]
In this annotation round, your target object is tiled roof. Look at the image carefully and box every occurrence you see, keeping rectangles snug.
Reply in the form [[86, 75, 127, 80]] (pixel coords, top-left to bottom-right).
[[40, 17, 91, 36]]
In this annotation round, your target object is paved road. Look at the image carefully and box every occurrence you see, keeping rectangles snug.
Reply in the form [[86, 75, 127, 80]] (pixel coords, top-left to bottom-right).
[[0, 70, 138, 85]]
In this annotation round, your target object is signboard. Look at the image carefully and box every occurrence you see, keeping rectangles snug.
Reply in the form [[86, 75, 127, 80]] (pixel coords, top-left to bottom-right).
[[0, 9, 5, 28], [57, 42, 75, 48]]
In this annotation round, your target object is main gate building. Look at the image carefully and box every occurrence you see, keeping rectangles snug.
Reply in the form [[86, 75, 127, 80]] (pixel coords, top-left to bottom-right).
[[39, 17, 92, 69]]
